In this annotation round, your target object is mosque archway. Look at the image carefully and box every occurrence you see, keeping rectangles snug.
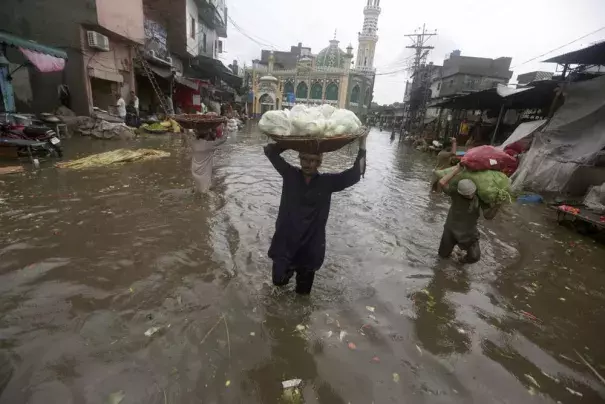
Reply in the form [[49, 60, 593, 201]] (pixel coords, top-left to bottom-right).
[[310, 83, 323, 100], [296, 82, 308, 99], [351, 85, 361, 103], [325, 82, 339, 101]]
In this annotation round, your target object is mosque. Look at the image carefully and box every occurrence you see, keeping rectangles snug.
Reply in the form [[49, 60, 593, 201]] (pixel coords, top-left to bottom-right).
[[244, 0, 381, 118]]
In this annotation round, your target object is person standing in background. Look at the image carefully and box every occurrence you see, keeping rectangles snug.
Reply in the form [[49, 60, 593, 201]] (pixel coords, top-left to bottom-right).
[[115, 93, 126, 120], [435, 137, 457, 170], [130, 91, 139, 115]]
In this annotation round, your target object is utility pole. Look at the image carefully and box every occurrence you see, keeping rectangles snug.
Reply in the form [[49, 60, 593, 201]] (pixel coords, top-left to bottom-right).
[[404, 24, 437, 132]]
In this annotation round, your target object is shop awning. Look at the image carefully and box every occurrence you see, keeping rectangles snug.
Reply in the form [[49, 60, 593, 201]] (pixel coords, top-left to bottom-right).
[[0, 31, 67, 59], [432, 82, 559, 111], [186, 55, 242, 90], [543, 41, 605, 66], [174, 75, 198, 90], [148, 64, 172, 79], [1, 31, 68, 72]]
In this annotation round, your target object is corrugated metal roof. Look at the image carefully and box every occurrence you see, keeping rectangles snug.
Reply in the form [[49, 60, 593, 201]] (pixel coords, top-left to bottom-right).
[[0, 31, 67, 59], [543, 41, 605, 65]]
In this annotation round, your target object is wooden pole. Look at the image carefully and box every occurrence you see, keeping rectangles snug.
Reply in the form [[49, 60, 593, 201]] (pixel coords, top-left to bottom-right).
[[491, 104, 506, 145]]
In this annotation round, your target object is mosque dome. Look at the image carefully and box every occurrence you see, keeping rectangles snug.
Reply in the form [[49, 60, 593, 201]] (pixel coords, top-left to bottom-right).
[[316, 39, 348, 68]]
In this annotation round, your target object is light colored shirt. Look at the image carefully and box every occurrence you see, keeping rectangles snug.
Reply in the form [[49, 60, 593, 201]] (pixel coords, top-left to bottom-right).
[[116, 97, 126, 118], [190, 136, 228, 193]]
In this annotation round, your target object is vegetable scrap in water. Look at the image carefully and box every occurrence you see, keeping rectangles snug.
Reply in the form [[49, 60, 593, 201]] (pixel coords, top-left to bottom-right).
[[366, 306, 375, 313], [107, 390, 125, 404], [144, 327, 161, 337], [225, 380, 231, 387], [525, 374, 540, 388], [565, 387, 583, 397], [520, 310, 538, 321], [392, 373, 400, 383], [348, 342, 357, 350], [282, 379, 302, 389], [57, 149, 170, 170]]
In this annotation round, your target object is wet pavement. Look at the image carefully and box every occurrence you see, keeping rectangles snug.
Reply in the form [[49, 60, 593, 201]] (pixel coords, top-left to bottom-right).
[[0, 126, 604, 403]]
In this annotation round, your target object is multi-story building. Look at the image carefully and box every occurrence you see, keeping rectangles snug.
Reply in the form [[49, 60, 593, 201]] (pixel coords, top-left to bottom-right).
[[2, 0, 233, 116], [434, 50, 513, 97], [2, 0, 145, 115], [244, 0, 381, 118]]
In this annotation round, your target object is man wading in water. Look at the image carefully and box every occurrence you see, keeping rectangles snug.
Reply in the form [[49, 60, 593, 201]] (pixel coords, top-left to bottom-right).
[[264, 135, 367, 294], [437, 176, 499, 263]]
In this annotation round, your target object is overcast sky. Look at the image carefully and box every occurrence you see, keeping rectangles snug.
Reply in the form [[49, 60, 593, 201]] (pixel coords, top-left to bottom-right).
[[221, 0, 605, 104]]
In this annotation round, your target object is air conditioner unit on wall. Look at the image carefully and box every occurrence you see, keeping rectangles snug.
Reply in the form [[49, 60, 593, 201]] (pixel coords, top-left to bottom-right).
[[87, 31, 110, 51]]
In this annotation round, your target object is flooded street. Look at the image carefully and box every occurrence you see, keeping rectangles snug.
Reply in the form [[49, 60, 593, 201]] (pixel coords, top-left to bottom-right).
[[1, 127, 604, 403]]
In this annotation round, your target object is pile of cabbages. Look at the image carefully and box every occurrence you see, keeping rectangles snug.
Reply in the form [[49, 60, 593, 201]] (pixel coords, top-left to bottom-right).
[[259, 104, 362, 137]]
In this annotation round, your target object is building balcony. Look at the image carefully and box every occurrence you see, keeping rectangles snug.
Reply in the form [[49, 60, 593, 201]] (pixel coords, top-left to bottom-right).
[[197, 0, 228, 37]]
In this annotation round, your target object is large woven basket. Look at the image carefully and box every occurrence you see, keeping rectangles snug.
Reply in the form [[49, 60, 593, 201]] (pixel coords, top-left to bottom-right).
[[172, 114, 227, 131], [265, 127, 368, 154]]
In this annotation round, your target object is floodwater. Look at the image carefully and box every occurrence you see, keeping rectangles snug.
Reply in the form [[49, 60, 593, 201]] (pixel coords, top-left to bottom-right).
[[0, 127, 604, 404]]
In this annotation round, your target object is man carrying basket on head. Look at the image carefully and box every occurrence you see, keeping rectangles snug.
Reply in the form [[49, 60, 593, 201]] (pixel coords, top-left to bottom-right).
[[263, 134, 367, 294]]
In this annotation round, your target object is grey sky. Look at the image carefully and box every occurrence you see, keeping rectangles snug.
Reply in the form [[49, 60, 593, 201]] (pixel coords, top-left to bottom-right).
[[221, 0, 605, 104]]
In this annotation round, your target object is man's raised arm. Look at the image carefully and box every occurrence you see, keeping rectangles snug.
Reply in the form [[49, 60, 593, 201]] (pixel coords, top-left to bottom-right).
[[327, 135, 367, 193], [264, 143, 294, 177]]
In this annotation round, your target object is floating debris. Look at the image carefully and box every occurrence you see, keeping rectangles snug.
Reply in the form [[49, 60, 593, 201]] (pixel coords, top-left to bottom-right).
[[541, 371, 560, 383], [371, 356, 380, 363], [144, 327, 161, 337], [456, 328, 467, 334], [416, 345, 423, 355], [369, 314, 377, 321], [525, 374, 540, 388], [366, 306, 376, 313], [295, 324, 306, 332], [565, 387, 583, 397], [282, 379, 302, 389], [225, 380, 231, 387], [250, 332, 256, 337], [326, 331, 333, 339], [57, 149, 170, 170], [339, 331, 347, 342], [348, 342, 357, 350], [392, 373, 400, 383], [107, 390, 125, 404]]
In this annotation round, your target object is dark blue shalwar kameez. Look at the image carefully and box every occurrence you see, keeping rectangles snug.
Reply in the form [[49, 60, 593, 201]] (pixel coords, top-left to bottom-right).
[[264, 144, 366, 294]]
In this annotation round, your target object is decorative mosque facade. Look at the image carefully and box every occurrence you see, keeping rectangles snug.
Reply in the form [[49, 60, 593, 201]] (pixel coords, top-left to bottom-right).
[[245, 0, 381, 118]]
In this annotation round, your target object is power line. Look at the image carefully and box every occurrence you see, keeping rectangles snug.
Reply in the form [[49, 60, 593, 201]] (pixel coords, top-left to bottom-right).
[[511, 25, 605, 69], [227, 16, 278, 50]]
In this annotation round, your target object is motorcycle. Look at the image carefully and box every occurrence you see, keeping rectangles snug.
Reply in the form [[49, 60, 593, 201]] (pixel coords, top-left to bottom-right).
[[0, 121, 63, 158]]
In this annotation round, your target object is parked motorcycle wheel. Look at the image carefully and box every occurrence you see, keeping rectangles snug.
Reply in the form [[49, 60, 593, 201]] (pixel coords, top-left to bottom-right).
[[49, 142, 63, 158]]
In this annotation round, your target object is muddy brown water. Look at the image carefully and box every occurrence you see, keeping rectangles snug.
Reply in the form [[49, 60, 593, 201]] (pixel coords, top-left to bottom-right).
[[0, 126, 604, 403]]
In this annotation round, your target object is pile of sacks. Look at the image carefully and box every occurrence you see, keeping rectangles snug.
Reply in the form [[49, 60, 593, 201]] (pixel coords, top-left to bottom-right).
[[435, 146, 515, 206], [259, 104, 362, 137]]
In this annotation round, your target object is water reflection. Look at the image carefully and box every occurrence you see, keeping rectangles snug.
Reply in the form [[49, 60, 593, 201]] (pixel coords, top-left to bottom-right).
[[0, 128, 604, 403]]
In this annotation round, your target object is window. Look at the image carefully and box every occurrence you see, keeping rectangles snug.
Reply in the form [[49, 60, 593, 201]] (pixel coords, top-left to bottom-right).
[[202, 32, 207, 53], [437, 82, 441, 91], [217, 40, 223, 53], [449, 79, 454, 87], [190, 16, 196, 39]]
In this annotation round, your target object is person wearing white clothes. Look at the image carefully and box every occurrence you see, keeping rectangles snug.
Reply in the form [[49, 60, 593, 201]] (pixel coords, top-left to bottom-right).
[[115, 94, 126, 119], [130, 91, 139, 114], [190, 128, 227, 193]]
